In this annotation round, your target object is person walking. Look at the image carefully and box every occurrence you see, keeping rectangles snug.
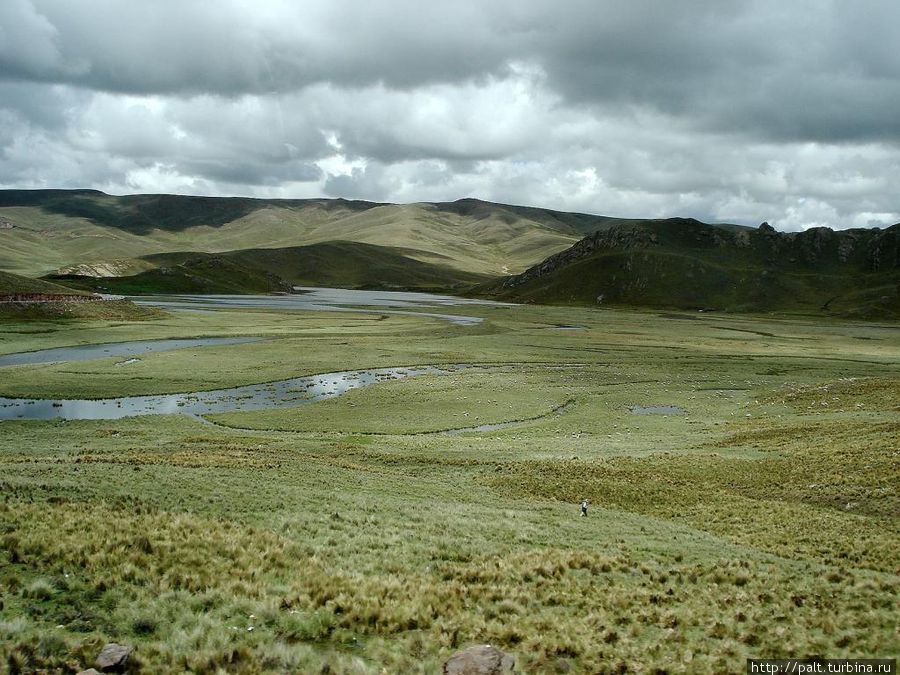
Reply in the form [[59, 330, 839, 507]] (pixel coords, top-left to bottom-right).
[[580, 499, 588, 517]]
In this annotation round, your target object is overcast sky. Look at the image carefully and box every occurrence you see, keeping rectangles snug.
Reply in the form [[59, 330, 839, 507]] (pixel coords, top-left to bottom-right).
[[1, 0, 898, 230]]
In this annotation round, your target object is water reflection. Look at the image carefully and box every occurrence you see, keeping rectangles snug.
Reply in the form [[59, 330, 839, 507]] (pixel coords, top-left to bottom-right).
[[129, 287, 514, 325], [0, 365, 463, 421]]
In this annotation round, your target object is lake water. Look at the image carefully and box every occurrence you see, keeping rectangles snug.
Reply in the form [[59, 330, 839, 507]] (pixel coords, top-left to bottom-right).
[[129, 287, 513, 325], [0, 365, 464, 421]]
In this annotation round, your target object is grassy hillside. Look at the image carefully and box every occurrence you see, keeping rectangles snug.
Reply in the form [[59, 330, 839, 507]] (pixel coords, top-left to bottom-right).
[[0, 270, 92, 296], [433, 198, 748, 237], [0, 270, 164, 321], [0, 299, 166, 322], [52, 241, 491, 294], [196, 241, 491, 289], [53, 256, 293, 295], [0, 190, 377, 234], [482, 219, 900, 318], [0, 191, 591, 277]]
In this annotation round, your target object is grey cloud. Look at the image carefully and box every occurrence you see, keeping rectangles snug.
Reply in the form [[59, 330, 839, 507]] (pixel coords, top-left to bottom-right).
[[2, 0, 512, 95], [181, 159, 322, 187], [2, 0, 896, 145], [324, 163, 397, 202], [0, 0, 898, 230], [0, 81, 81, 131], [0, 0, 71, 81]]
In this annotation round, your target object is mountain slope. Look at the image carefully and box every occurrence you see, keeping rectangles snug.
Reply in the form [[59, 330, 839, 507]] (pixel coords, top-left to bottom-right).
[[0, 190, 754, 279], [0, 191, 594, 277], [481, 219, 900, 318], [50, 241, 492, 294], [0, 270, 93, 297], [52, 256, 295, 295], [0, 270, 167, 321]]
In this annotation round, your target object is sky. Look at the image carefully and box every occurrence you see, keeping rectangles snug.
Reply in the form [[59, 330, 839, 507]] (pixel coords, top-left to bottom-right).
[[1, 0, 898, 231]]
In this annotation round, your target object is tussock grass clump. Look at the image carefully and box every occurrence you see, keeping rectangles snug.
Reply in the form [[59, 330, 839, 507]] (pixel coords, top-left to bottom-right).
[[22, 579, 54, 601]]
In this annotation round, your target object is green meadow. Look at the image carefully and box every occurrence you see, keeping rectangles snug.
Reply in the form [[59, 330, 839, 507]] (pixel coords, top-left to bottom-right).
[[0, 302, 897, 673]]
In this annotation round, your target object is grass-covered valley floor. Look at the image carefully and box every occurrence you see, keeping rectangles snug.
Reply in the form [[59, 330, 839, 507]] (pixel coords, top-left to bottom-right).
[[0, 303, 897, 673]]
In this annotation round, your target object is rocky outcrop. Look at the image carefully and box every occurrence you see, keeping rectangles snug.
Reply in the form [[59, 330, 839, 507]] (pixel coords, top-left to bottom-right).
[[55, 260, 143, 278], [95, 643, 133, 672], [501, 219, 900, 289], [502, 224, 660, 288], [443, 645, 516, 674]]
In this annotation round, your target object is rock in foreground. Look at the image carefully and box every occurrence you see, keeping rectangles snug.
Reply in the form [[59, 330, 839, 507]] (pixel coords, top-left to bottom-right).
[[95, 643, 133, 672], [443, 644, 515, 674]]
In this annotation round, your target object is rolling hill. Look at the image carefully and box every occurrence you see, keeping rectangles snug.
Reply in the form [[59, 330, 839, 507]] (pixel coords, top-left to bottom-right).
[[481, 219, 900, 318], [51, 241, 491, 294], [4, 190, 896, 318], [0, 190, 618, 278], [0, 270, 93, 297], [50, 255, 295, 295], [0, 270, 164, 321]]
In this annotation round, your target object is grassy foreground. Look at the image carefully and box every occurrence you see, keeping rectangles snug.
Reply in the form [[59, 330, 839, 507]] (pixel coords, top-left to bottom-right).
[[0, 302, 897, 673]]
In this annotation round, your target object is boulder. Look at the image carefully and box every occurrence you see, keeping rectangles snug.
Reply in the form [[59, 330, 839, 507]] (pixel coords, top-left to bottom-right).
[[95, 643, 133, 672], [77, 670, 102, 675], [443, 644, 515, 674]]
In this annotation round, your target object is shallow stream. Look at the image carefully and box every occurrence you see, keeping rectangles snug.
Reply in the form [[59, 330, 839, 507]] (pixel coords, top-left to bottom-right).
[[0, 337, 263, 367], [0, 365, 464, 421]]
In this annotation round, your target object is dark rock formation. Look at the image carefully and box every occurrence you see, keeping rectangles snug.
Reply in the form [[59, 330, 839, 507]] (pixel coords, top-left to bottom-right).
[[501, 220, 899, 289]]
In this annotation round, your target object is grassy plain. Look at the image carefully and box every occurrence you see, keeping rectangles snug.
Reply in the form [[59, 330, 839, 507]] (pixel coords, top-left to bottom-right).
[[0, 302, 897, 673]]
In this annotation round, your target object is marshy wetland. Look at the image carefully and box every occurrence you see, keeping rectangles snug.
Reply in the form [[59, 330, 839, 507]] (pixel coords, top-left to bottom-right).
[[0, 294, 897, 673]]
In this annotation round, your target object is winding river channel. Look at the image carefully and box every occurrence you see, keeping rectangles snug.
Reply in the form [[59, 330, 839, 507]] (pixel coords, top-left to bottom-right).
[[0, 288, 506, 421], [0, 290, 685, 424], [128, 287, 511, 326], [0, 337, 264, 367], [0, 365, 464, 421]]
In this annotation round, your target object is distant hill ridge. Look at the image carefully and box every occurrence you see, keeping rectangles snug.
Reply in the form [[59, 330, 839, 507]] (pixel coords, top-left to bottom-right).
[[2, 189, 897, 317], [51, 241, 491, 294], [0, 189, 616, 277], [0, 189, 672, 237], [485, 219, 900, 318]]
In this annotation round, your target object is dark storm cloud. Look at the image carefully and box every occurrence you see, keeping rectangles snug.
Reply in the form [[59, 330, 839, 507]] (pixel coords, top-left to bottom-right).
[[4, 0, 898, 143], [0, 0, 512, 94], [529, 0, 900, 144], [0, 82, 76, 131], [0, 0, 898, 229]]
